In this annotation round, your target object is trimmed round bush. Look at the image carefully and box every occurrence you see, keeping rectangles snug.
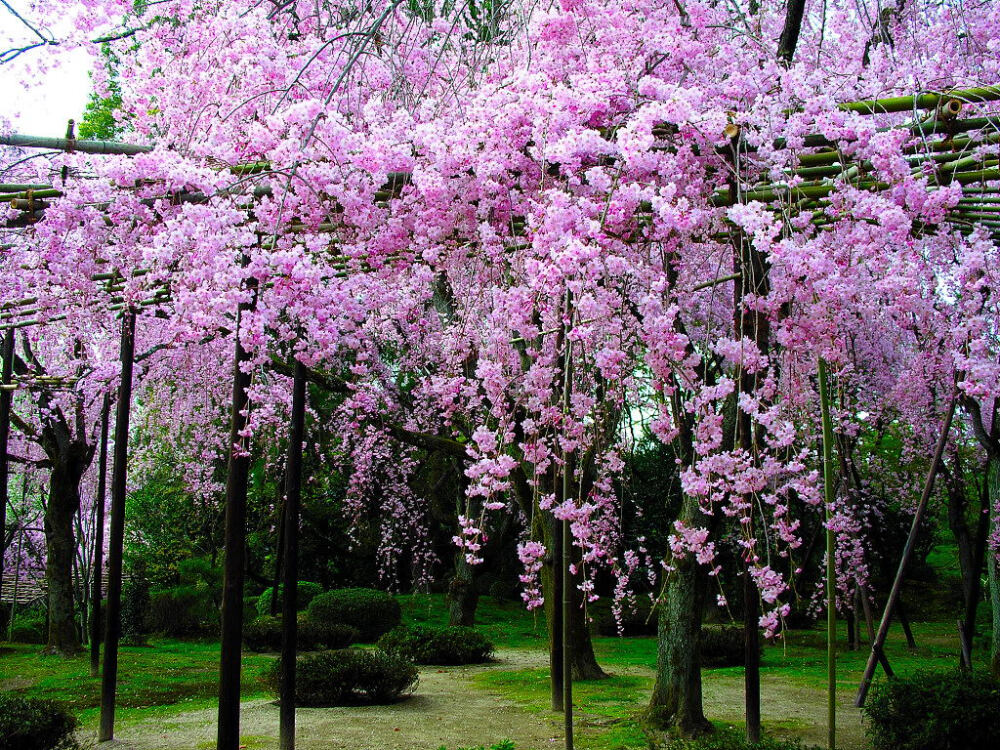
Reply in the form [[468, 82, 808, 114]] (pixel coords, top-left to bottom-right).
[[306, 588, 401, 642], [700, 625, 759, 668], [256, 581, 323, 617], [378, 625, 494, 665], [244, 614, 359, 652], [264, 649, 418, 705], [8, 610, 46, 644], [863, 669, 999, 750], [0, 695, 78, 750], [147, 585, 218, 637]]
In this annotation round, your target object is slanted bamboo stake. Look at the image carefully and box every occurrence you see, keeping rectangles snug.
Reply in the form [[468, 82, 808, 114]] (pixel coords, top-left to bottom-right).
[[839, 87, 1000, 115], [856, 390, 958, 707]]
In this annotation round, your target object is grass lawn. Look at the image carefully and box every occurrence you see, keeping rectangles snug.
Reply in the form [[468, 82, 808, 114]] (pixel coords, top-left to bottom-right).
[[0, 591, 991, 749]]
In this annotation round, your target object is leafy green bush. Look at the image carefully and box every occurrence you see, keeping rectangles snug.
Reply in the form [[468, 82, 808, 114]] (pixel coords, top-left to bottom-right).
[[0, 695, 78, 750], [306, 588, 401, 641], [863, 669, 1000, 750], [378, 625, 494, 665], [147, 585, 218, 637], [264, 649, 418, 705], [244, 614, 358, 652], [8, 609, 47, 644], [121, 577, 151, 646], [256, 581, 323, 617], [660, 727, 818, 749], [701, 625, 758, 668]]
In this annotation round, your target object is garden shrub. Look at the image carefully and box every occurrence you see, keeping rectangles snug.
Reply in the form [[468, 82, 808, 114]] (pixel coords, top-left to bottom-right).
[[244, 614, 358, 652], [264, 648, 418, 705], [0, 695, 78, 750], [306, 587, 401, 641], [147, 585, 218, 637], [256, 581, 323, 617], [8, 608, 47, 644], [863, 669, 1000, 750], [701, 625, 759, 668], [378, 625, 494, 665], [121, 577, 151, 645]]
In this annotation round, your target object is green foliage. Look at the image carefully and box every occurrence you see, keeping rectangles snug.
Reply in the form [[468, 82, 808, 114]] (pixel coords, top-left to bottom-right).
[[121, 577, 151, 646], [307, 587, 401, 641], [700, 625, 758, 668], [77, 91, 122, 140], [264, 649, 418, 706], [378, 625, 494, 665], [7, 608, 46, 644], [863, 669, 1000, 750], [660, 728, 818, 750], [147, 585, 218, 637], [0, 695, 78, 750], [243, 614, 358, 652], [256, 581, 323, 617]]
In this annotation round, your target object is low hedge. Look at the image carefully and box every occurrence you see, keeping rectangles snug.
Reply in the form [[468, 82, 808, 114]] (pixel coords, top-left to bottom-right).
[[701, 625, 759, 668], [147, 585, 218, 637], [863, 669, 1000, 750], [264, 648, 418, 705], [256, 582, 324, 617], [306, 588, 401, 642], [243, 614, 358, 652], [0, 695, 78, 750], [378, 625, 494, 665]]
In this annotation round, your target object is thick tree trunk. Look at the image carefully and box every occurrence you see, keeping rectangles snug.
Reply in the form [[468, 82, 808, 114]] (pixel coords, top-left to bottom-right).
[[535, 510, 606, 711], [647, 553, 712, 737], [448, 553, 480, 627], [44, 455, 87, 654]]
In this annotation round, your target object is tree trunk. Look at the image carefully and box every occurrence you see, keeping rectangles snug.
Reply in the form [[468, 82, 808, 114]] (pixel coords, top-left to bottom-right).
[[44, 454, 87, 654], [535, 510, 606, 710], [448, 552, 480, 626], [647, 552, 712, 737]]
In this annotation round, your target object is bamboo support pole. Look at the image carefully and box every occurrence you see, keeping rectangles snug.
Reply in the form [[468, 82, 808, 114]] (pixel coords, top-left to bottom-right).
[[0, 134, 153, 155], [98, 311, 137, 742], [90, 394, 111, 677], [838, 86, 1000, 115], [818, 358, 837, 750], [0, 330, 13, 607], [217, 258, 258, 750], [279, 358, 306, 750]]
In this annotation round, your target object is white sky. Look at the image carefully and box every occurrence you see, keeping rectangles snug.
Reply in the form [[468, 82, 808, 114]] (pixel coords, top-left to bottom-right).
[[0, 3, 94, 135]]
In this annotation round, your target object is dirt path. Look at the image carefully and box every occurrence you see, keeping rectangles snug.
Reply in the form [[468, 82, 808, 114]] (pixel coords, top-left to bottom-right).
[[95, 651, 562, 750], [90, 648, 867, 750]]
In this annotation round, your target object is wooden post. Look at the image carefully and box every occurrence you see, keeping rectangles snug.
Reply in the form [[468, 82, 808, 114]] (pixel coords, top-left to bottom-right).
[[99, 311, 137, 742], [279, 359, 306, 750], [217, 268, 258, 750], [561, 337, 573, 750], [818, 358, 837, 750], [856, 392, 957, 707], [0, 329, 13, 608], [90, 394, 111, 677]]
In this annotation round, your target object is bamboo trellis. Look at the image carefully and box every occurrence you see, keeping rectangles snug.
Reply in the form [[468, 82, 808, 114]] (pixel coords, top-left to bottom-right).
[[1, 84, 999, 750]]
